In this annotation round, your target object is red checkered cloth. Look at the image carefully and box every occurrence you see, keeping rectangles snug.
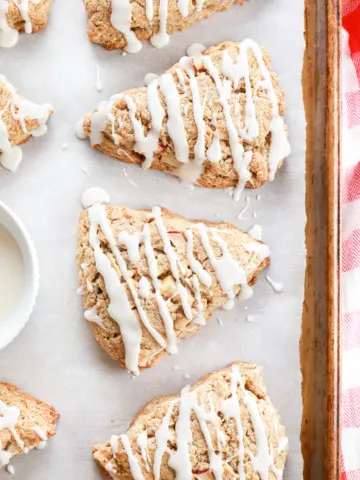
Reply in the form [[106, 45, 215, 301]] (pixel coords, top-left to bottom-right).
[[341, 1, 360, 478]]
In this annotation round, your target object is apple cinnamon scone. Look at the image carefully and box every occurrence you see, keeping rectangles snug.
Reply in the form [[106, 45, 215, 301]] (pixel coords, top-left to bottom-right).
[[77, 204, 270, 375], [0, 74, 53, 172], [0, 383, 59, 471], [0, 0, 52, 48], [82, 0, 244, 53], [93, 362, 288, 479], [77, 40, 290, 199]]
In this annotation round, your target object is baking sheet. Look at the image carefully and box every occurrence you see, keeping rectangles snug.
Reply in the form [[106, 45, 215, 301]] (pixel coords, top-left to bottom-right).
[[0, 0, 305, 478]]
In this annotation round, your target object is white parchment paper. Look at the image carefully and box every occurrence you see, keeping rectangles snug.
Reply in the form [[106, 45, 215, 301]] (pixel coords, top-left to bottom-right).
[[0, 0, 305, 478]]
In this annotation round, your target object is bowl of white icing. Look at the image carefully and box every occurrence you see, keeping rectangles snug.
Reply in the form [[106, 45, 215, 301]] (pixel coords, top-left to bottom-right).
[[0, 201, 39, 349]]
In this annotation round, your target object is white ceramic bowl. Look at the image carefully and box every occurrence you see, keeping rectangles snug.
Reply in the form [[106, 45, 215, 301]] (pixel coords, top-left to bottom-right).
[[0, 201, 39, 350]]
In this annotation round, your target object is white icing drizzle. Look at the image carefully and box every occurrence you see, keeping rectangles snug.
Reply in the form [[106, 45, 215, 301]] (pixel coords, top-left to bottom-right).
[[153, 402, 174, 480], [110, 0, 142, 53], [192, 275, 205, 325], [207, 129, 221, 163], [244, 240, 270, 261], [144, 72, 158, 86], [0, 0, 19, 48], [32, 425, 47, 441], [0, 75, 51, 168], [265, 275, 283, 293], [152, 207, 192, 320], [186, 43, 205, 58], [118, 231, 142, 263], [0, 400, 26, 467], [136, 431, 150, 471], [158, 74, 189, 164], [177, 0, 188, 17], [88, 203, 168, 374], [81, 187, 110, 208], [138, 276, 152, 299], [237, 196, 250, 219], [83, 40, 288, 195], [113, 364, 284, 479], [176, 68, 187, 93], [221, 368, 246, 479], [195, 223, 247, 309], [85, 309, 105, 328], [120, 434, 144, 480], [124, 80, 165, 169], [248, 224, 262, 241], [179, 57, 206, 168], [150, 0, 169, 48], [202, 54, 250, 201], [222, 40, 291, 181], [184, 229, 212, 287], [86, 205, 268, 372], [111, 435, 119, 457], [142, 222, 178, 354], [0, 146, 22, 172], [0, 0, 40, 47], [235, 366, 274, 479], [145, 0, 153, 21]]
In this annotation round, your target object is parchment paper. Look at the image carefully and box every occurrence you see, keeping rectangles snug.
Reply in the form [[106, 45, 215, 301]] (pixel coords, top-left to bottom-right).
[[0, 0, 305, 478]]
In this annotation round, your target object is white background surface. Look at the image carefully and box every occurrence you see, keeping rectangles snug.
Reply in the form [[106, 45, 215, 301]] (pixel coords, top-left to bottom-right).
[[0, 0, 305, 478]]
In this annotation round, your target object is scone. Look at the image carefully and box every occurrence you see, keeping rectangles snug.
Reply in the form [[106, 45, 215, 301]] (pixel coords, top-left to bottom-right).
[[0, 74, 53, 172], [82, 0, 244, 52], [93, 362, 288, 479], [0, 383, 59, 470], [77, 40, 290, 198], [77, 204, 270, 375], [0, 0, 52, 48]]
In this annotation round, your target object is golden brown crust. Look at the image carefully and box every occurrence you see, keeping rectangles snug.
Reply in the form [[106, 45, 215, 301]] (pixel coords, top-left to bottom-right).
[[0, 79, 53, 150], [0, 383, 59, 467], [6, 0, 52, 34], [92, 362, 288, 479], [77, 205, 270, 371], [83, 0, 243, 51], [81, 41, 288, 190]]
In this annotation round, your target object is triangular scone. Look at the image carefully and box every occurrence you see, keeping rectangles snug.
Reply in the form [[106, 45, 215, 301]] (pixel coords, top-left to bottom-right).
[[0, 0, 51, 47], [0, 75, 53, 171], [83, 0, 244, 52], [93, 362, 288, 479], [78, 40, 290, 197], [0, 383, 59, 470], [77, 205, 270, 375]]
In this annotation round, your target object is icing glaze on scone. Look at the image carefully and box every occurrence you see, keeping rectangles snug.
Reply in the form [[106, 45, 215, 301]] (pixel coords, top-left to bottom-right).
[[78, 41, 290, 198], [93, 362, 288, 479], [0, 75, 52, 171], [0, 383, 58, 470], [0, 0, 51, 48], [77, 204, 270, 374], [83, 0, 244, 52]]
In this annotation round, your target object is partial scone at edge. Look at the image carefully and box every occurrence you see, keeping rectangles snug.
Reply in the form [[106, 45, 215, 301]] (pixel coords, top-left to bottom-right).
[[0, 382, 59, 469], [5, 0, 52, 33], [83, 0, 245, 52], [77, 205, 270, 374], [93, 362, 288, 479], [80, 40, 290, 192]]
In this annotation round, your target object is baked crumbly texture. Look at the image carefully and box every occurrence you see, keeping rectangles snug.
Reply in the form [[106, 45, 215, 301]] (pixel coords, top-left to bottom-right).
[[0, 77, 53, 150], [0, 383, 59, 469], [77, 205, 270, 374], [83, 0, 244, 51], [5, 0, 52, 34], [93, 362, 288, 479], [80, 41, 290, 191]]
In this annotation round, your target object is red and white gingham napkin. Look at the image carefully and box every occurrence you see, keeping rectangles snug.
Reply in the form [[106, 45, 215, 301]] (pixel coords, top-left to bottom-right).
[[341, 1, 360, 478]]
